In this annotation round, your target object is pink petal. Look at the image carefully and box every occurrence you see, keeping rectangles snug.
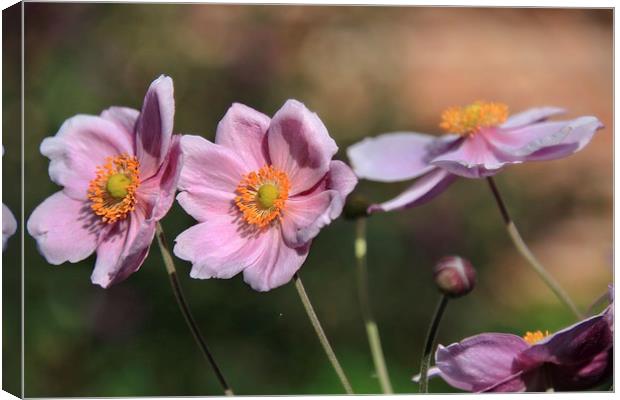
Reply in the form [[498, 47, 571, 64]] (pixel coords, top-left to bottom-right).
[[100, 106, 139, 134], [176, 189, 235, 223], [173, 214, 269, 281], [488, 116, 603, 162], [368, 168, 457, 213], [179, 135, 249, 195], [268, 99, 338, 195], [136, 75, 175, 175], [41, 115, 134, 200], [281, 190, 337, 247], [500, 107, 565, 129], [215, 103, 271, 171], [430, 132, 510, 178], [27, 191, 101, 265], [347, 132, 436, 182], [326, 160, 358, 204], [435, 333, 529, 392], [3, 203, 17, 251], [242, 228, 310, 292], [90, 210, 156, 288]]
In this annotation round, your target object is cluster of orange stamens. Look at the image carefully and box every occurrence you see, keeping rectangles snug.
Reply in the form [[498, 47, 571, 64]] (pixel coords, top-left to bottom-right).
[[87, 154, 141, 224], [440, 101, 509, 135], [235, 165, 290, 229], [522, 330, 550, 345]]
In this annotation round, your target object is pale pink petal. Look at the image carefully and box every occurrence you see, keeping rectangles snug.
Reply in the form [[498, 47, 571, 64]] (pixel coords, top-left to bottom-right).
[[90, 210, 156, 288], [27, 191, 101, 265], [176, 190, 235, 223], [435, 333, 529, 392], [173, 214, 269, 280], [136, 75, 175, 176], [215, 103, 271, 171], [326, 160, 358, 204], [488, 116, 603, 162], [368, 168, 457, 213], [347, 132, 436, 182], [242, 228, 310, 292], [100, 106, 139, 135], [179, 135, 249, 195], [500, 107, 565, 129], [41, 115, 134, 200], [268, 99, 338, 195], [430, 132, 510, 178], [281, 190, 336, 247], [3, 203, 17, 251], [412, 366, 441, 383]]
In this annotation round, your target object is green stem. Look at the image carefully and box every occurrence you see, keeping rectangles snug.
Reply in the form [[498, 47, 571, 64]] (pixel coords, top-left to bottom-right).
[[155, 223, 234, 396], [293, 273, 354, 395], [354, 218, 393, 394], [486, 177, 582, 319], [418, 295, 449, 393]]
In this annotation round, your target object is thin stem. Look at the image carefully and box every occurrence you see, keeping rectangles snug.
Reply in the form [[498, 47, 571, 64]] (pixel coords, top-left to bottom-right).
[[354, 218, 393, 394], [155, 223, 234, 396], [293, 273, 354, 395], [418, 295, 449, 393], [486, 177, 583, 319]]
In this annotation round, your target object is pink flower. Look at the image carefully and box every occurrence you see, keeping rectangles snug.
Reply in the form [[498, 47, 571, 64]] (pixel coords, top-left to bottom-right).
[[347, 102, 603, 213], [27, 75, 182, 288], [173, 100, 357, 291]]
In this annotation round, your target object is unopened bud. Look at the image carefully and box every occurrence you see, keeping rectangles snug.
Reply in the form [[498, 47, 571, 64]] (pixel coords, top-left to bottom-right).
[[433, 256, 476, 298], [343, 193, 371, 220]]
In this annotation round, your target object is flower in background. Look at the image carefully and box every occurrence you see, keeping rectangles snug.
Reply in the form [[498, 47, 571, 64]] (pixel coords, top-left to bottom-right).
[[2, 147, 17, 251], [420, 291, 613, 392], [27, 75, 182, 288], [347, 102, 603, 213], [174, 100, 357, 291]]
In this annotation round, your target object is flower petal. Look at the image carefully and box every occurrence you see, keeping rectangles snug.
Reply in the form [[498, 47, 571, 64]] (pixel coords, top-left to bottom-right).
[[242, 228, 310, 292], [281, 190, 337, 248], [368, 168, 457, 213], [215, 103, 271, 171], [500, 107, 565, 129], [489, 116, 603, 162], [347, 132, 436, 182], [268, 99, 338, 195], [90, 210, 156, 288], [100, 106, 139, 134], [2, 203, 17, 251], [326, 160, 358, 204], [136, 75, 175, 175], [435, 333, 530, 392], [41, 115, 134, 200], [173, 214, 269, 281], [27, 191, 101, 265]]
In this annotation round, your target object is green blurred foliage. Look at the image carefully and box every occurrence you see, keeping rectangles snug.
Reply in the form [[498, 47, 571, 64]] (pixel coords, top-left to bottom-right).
[[6, 3, 612, 396]]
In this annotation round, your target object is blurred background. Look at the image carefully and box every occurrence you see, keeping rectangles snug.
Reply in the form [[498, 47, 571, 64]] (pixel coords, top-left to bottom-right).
[[11, 3, 612, 396]]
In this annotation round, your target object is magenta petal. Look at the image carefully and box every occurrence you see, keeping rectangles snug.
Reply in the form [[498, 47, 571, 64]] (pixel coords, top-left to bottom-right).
[[500, 107, 565, 129], [268, 99, 338, 195], [41, 115, 134, 200], [430, 133, 509, 178], [3, 203, 17, 251], [179, 135, 249, 195], [100, 106, 139, 134], [136, 75, 175, 175], [173, 215, 269, 281], [368, 168, 457, 213], [215, 103, 271, 171], [347, 132, 436, 182], [242, 228, 310, 292], [91, 211, 156, 288], [27, 191, 101, 265], [281, 190, 336, 247], [435, 333, 529, 392]]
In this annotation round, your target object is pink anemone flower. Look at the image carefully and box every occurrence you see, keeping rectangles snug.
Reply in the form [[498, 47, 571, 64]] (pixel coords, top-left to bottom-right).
[[173, 100, 357, 291], [347, 102, 603, 213], [27, 75, 182, 288]]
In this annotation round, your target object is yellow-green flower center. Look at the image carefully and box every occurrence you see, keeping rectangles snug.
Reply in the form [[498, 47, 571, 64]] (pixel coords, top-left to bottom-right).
[[257, 183, 279, 209], [106, 173, 132, 199]]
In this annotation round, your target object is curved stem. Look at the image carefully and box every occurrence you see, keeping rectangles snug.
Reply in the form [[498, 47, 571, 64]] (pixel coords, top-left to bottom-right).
[[418, 295, 449, 393], [486, 177, 582, 319], [155, 223, 234, 396], [293, 273, 354, 395], [354, 218, 393, 394]]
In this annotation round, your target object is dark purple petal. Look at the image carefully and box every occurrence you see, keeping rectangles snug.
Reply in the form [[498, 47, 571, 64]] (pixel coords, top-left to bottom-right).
[[548, 349, 612, 391]]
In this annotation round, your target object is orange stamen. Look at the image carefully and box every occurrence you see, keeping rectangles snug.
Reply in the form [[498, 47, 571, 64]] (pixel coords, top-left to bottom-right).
[[440, 101, 509, 135], [235, 165, 290, 229], [522, 330, 550, 345], [87, 154, 141, 224]]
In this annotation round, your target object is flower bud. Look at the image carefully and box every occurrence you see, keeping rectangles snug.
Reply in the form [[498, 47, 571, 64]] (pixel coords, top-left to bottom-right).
[[433, 256, 476, 298]]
